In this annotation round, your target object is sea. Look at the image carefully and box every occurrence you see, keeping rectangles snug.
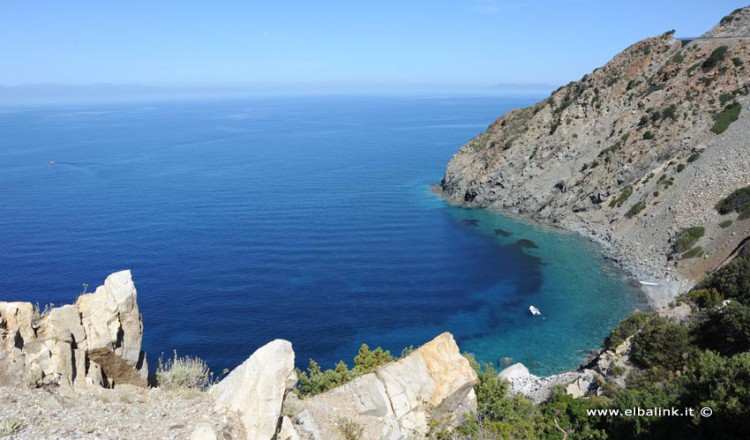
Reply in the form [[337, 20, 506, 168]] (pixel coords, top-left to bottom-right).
[[0, 95, 646, 376]]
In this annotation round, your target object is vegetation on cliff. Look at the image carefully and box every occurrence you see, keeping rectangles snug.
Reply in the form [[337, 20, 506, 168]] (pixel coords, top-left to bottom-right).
[[434, 245, 750, 440]]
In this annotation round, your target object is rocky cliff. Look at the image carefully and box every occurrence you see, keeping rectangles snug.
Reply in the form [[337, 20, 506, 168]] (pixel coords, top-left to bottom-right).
[[439, 7, 750, 300], [0, 270, 148, 389], [0, 272, 480, 440]]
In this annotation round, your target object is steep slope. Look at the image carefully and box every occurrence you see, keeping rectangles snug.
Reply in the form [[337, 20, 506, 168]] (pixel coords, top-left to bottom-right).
[[439, 7, 750, 298]]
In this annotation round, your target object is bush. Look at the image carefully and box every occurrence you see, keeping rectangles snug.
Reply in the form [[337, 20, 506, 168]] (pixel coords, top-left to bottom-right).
[[297, 343, 392, 396], [697, 249, 750, 304], [662, 104, 677, 121], [604, 312, 652, 351], [297, 359, 354, 396], [674, 226, 705, 253], [677, 163, 686, 172], [716, 185, 750, 214], [702, 46, 729, 71], [683, 246, 704, 259], [353, 343, 393, 374], [609, 186, 634, 208], [687, 152, 700, 163], [677, 350, 750, 436], [457, 363, 542, 439], [720, 93, 734, 105], [625, 201, 646, 219], [694, 302, 750, 356], [336, 418, 364, 440], [156, 351, 212, 391], [681, 288, 723, 308], [719, 219, 733, 228], [711, 102, 741, 134], [643, 131, 655, 140], [631, 317, 691, 370], [672, 52, 685, 64]]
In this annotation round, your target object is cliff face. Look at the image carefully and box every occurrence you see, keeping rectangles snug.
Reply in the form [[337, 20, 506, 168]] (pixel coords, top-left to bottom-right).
[[0, 270, 147, 389], [440, 7, 750, 289]]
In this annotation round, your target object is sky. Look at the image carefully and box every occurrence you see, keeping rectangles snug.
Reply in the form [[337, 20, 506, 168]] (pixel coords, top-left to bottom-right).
[[0, 0, 749, 97]]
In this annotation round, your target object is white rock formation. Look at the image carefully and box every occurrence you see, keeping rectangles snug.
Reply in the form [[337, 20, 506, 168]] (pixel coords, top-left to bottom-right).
[[293, 332, 478, 440], [209, 339, 297, 440], [498, 362, 583, 404], [0, 270, 147, 388]]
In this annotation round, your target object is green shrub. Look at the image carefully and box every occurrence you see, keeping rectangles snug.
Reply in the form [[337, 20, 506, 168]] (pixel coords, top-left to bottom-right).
[[643, 131, 655, 140], [720, 219, 733, 228], [739, 206, 750, 220], [711, 102, 741, 134], [673, 226, 705, 253], [297, 343, 392, 396], [681, 287, 723, 308], [631, 317, 691, 370], [458, 363, 542, 438], [720, 93, 734, 105], [683, 246, 704, 259], [702, 46, 729, 71], [609, 186, 634, 208], [686, 62, 701, 75], [604, 312, 652, 351], [697, 248, 750, 304], [156, 351, 212, 391], [687, 152, 700, 163], [662, 104, 677, 120], [297, 359, 354, 396], [732, 57, 743, 66], [672, 52, 685, 64], [625, 201, 647, 218], [715, 185, 750, 214], [353, 344, 393, 374], [693, 302, 750, 355], [677, 163, 686, 172]]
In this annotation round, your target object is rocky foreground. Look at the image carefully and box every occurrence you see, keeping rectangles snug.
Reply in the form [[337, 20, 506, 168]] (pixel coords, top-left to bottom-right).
[[439, 7, 750, 305], [0, 271, 633, 439]]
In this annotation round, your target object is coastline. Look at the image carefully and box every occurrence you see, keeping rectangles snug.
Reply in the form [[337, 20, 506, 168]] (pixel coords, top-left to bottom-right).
[[431, 183, 690, 309]]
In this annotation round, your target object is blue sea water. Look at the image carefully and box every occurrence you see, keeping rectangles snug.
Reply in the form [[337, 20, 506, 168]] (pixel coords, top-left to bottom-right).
[[0, 96, 645, 376]]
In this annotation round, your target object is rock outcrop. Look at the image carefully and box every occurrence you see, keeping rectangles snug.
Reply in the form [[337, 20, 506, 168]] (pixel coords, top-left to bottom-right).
[[498, 334, 634, 403], [439, 6, 750, 296], [0, 270, 147, 388], [289, 332, 478, 440], [209, 339, 297, 440]]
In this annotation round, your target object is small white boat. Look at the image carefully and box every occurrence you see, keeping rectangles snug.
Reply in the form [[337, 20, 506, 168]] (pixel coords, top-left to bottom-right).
[[49, 160, 55, 166], [639, 281, 658, 286], [529, 305, 541, 316]]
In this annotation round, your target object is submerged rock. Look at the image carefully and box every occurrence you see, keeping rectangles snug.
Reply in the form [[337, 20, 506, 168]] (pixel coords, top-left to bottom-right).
[[515, 239, 539, 249]]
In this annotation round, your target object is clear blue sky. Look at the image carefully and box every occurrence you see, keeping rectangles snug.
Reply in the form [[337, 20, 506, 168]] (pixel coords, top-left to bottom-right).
[[0, 0, 748, 92]]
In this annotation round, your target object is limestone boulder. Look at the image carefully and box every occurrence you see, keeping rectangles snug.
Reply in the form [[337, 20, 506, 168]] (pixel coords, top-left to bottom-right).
[[294, 332, 478, 440], [0, 270, 147, 388], [209, 339, 297, 440]]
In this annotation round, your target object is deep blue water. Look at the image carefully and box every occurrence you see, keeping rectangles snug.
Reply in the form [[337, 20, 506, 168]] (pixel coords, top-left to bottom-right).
[[0, 96, 644, 376]]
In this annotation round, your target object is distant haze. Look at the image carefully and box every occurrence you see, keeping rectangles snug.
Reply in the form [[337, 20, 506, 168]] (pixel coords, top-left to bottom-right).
[[0, 0, 747, 103]]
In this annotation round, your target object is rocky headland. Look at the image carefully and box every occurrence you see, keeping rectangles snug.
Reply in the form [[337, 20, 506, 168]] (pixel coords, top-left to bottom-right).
[[438, 7, 750, 306]]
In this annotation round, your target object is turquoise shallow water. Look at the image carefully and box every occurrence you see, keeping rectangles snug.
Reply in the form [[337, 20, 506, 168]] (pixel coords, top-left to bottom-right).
[[0, 96, 644, 375]]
